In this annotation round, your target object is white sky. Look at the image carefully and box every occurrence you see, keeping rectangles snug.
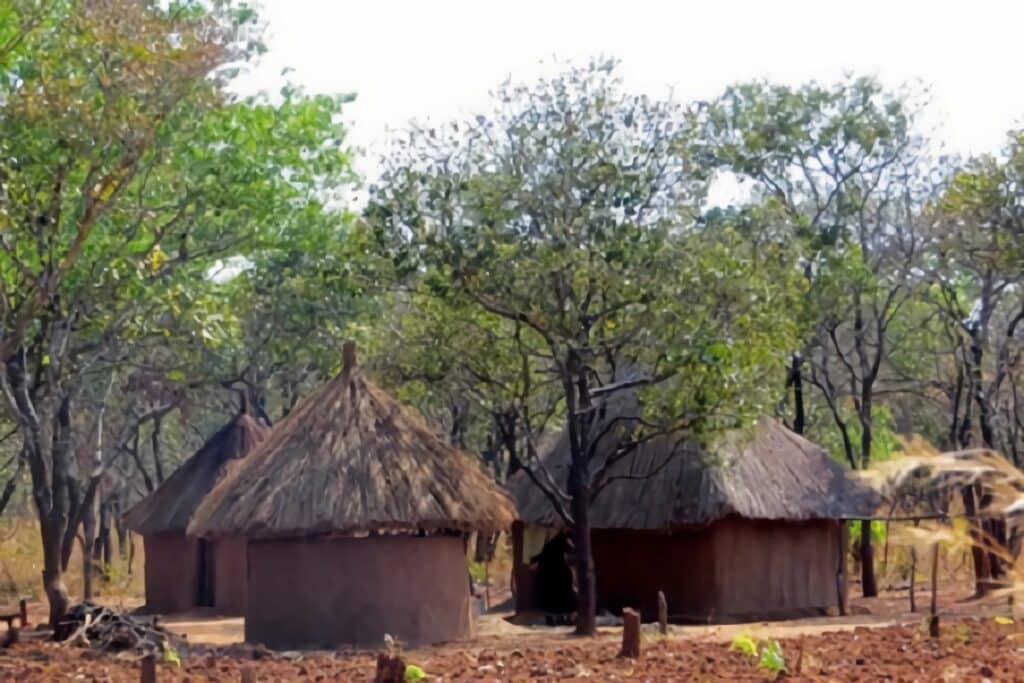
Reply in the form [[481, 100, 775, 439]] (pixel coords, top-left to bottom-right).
[[234, 0, 1024, 184]]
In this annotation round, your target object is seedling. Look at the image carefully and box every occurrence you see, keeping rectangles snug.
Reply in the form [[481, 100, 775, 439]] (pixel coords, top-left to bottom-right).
[[729, 634, 758, 658], [758, 639, 787, 677], [404, 664, 426, 682]]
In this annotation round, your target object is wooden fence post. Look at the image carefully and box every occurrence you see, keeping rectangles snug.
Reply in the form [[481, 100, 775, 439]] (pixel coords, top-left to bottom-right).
[[618, 608, 641, 658], [18, 600, 27, 628], [928, 541, 940, 638], [657, 591, 667, 635], [374, 653, 407, 683], [240, 666, 256, 683], [140, 654, 156, 683]]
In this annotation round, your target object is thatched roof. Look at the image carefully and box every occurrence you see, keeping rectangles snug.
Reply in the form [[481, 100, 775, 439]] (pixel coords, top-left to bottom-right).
[[188, 343, 516, 539], [123, 413, 268, 536], [510, 415, 879, 529]]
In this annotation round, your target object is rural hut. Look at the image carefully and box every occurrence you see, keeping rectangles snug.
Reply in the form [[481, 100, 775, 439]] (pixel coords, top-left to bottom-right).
[[188, 343, 517, 650], [123, 412, 268, 615], [509, 415, 879, 622]]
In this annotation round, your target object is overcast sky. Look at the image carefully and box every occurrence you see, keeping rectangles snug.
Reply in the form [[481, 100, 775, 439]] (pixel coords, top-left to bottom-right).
[[234, 0, 1024, 179]]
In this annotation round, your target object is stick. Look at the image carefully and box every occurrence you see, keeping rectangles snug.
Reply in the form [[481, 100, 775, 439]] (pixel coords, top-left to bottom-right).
[[618, 608, 641, 658], [657, 591, 667, 635], [140, 654, 156, 683], [929, 542, 940, 638]]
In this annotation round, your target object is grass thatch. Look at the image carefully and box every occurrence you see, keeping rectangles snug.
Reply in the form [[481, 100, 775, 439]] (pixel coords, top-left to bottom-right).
[[188, 346, 516, 539], [122, 413, 268, 535], [510, 416, 879, 529]]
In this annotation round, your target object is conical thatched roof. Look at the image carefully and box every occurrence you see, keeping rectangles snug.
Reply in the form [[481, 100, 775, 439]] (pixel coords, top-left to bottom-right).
[[123, 413, 268, 536], [188, 344, 516, 539], [510, 415, 879, 529]]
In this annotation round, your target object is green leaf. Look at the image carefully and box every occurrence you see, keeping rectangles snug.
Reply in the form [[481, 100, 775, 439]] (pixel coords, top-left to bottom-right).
[[403, 664, 426, 682]]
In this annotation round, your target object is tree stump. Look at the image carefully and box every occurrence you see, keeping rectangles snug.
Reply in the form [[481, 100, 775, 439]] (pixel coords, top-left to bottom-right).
[[657, 591, 667, 635], [140, 655, 156, 683], [618, 608, 641, 658], [374, 652, 407, 683]]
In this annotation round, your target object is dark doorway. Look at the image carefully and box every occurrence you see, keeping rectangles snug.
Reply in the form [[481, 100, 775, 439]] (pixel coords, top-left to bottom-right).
[[534, 534, 576, 614], [196, 539, 215, 607]]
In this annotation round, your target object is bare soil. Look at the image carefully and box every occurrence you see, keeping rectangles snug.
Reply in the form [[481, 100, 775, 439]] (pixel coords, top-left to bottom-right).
[[2, 585, 1021, 681], [1, 617, 1023, 681]]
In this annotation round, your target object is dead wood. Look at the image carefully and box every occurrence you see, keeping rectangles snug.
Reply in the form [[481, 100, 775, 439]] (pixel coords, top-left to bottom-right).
[[618, 608, 641, 658], [56, 602, 180, 657]]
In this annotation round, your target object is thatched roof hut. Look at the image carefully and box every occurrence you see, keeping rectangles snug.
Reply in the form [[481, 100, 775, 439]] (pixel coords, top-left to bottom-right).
[[123, 413, 268, 615], [512, 416, 878, 528], [509, 415, 877, 622], [188, 342, 516, 649]]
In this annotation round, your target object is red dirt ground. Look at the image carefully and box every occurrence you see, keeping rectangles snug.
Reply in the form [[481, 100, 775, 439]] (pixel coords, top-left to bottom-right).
[[2, 577, 1021, 681], [1, 617, 1023, 681]]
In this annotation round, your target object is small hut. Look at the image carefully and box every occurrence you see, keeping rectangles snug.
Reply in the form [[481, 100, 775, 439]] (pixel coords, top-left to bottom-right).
[[509, 416, 878, 622], [123, 413, 268, 614], [188, 343, 516, 649]]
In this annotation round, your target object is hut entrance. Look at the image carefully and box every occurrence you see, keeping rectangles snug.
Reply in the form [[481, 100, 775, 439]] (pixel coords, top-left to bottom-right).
[[534, 534, 576, 614], [196, 539, 215, 607]]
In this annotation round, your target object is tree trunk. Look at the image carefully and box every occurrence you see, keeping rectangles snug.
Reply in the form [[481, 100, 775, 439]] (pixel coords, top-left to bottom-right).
[[40, 520, 70, 631], [151, 417, 164, 485], [95, 499, 112, 571], [789, 353, 805, 435], [962, 484, 992, 596], [81, 496, 97, 600], [570, 482, 596, 636], [859, 520, 878, 598], [114, 501, 128, 560]]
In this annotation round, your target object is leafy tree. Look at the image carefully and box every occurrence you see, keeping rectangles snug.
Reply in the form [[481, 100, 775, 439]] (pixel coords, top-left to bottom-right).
[[0, 0, 356, 624], [369, 60, 801, 634], [696, 77, 930, 597]]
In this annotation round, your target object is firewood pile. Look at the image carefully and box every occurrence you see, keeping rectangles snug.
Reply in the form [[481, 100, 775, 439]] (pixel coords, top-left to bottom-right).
[[57, 603, 180, 657]]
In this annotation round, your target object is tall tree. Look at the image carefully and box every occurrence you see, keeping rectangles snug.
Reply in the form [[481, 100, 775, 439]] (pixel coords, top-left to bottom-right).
[[696, 77, 928, 597], [369, 60, 801, 634], [0, 0, 355, 625]]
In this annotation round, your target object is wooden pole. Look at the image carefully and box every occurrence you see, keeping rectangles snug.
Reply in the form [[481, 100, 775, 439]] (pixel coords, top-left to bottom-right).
[[140, 655, 156, 683], [240, 667, 256, 683], [929, 542, 940, 638], [618, 608, 641, 658], [909, 519, 920, 613], [485, 560, 491, 611], [18, 599, 27, 628], [374, 653, 407, 683], [836, 521, 848, 616], [657, 591, 667, 635]]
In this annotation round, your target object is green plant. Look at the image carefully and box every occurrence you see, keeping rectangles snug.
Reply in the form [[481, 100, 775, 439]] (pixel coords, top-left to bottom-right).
[[729, 634, 759, 658], [404, 664, 426, 682], [467, 561, 487, 583], [162, 644, 181, 667], [758, 640, 786, 676]]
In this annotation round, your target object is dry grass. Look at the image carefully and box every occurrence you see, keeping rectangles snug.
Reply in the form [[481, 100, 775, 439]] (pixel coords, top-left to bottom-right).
[[866, 446, 1024, 619], [0, 516, 144, 606]]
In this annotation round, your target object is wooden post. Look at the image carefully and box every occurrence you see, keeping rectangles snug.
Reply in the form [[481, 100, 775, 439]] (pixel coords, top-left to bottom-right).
[[240, 667, 256, 683], [374, 653, 407, 683], [18, 599, 27, 628], [909, 518, 920, 613], [485, 560, 491, 611], [140, 655, 156, 683], [618, 608, 641, 658], [836, 521, 848, 616], [928, 541, 940, 638], [657, 591, 667, 635]]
